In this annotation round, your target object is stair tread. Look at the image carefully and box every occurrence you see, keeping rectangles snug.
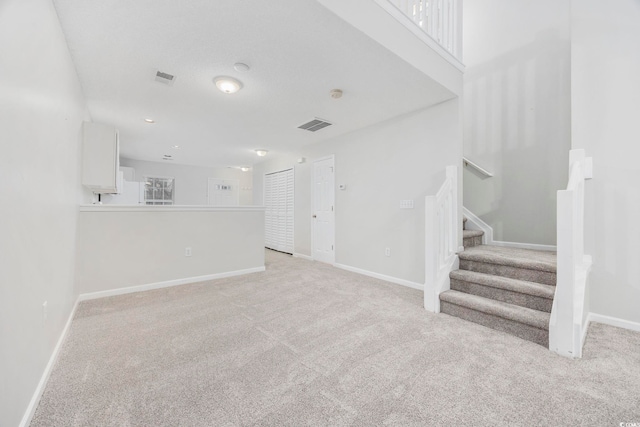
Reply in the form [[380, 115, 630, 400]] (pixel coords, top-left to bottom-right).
[[459, 245, 556, 273], [450, 270, 555, 298], [440, 290, 550, 330], [463, 229, 484, 238]]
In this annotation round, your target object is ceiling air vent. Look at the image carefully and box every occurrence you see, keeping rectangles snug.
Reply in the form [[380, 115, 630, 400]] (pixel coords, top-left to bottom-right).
[[298, 118, 333, 132], [155, 70, 176, 86]]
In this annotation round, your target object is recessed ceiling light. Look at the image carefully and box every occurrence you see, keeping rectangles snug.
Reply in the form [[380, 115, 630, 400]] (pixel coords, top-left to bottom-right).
[[214, 76, 243, 94], [171, 145, 180, 149], [234, 62, 250, 72], [144, 118, 155, 123], [240, 167, 250, 172], [255, 149, 268, 157]]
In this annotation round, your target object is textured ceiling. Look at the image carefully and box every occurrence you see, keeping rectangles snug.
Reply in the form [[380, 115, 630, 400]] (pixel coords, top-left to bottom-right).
[[53, 0, 454, 168]]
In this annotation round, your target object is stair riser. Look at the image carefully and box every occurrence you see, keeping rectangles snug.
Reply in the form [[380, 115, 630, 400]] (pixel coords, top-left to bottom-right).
[[450, 279, 553, 313], [463, 235, 483, 248], [441, 301, 549, 347], [459, 259, 556, 286]]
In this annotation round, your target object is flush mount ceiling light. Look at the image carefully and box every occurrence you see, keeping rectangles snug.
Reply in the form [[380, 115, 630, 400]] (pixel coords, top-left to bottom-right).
[[240, 167, 250, 172], [171, 145, 180, 149], [144, 118, 155, 123], [255, 149, 268, 157], [329, 89, 343, 99], [214, 76, 243, 94]]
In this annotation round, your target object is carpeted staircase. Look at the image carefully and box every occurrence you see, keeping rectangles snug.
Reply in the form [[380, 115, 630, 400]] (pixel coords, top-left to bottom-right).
[[440, 218, 557, 347]]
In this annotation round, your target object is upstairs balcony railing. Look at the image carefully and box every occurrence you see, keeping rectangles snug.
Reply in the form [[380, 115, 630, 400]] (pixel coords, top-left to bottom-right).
[[386, 0, 462, 62]]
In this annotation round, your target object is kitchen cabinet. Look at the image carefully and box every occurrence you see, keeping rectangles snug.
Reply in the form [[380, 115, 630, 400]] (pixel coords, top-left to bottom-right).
[[82, 121, 120, 193]]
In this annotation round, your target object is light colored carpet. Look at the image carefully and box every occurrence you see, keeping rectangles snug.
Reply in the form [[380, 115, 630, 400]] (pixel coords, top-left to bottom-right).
[[459, 245, 557, 273], [31, 250, 640, 426], [445, 244, 558, 346], [449, 269, 554, 311]]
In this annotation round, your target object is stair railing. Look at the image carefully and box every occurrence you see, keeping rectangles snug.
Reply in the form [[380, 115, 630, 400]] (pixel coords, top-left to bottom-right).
[[385, 0, 462, 61], [425, 165, 460, 312], [463, 157, 493, 178], [549, 149, 593, 358]]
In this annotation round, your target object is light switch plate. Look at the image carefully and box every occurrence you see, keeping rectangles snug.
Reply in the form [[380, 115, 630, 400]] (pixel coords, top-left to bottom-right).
[[400, 200, 414, 209]]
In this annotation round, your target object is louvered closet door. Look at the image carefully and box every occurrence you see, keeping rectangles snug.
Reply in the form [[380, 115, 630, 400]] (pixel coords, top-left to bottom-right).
[[264, 168, 294, 254], [265, 173, 275, 250]]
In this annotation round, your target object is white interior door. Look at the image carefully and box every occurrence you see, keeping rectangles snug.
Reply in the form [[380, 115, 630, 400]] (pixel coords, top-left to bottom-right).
[[207, 178, 239, 206], [264, 168, 294, 254], [312, 156, 335, 264]]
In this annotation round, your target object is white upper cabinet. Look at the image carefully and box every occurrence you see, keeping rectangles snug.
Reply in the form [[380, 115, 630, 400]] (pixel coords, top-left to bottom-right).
[[82, 121, 119, 193]]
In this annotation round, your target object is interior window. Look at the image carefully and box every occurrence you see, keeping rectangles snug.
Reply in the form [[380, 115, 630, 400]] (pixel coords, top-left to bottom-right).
[[144, 176, 175, 205]]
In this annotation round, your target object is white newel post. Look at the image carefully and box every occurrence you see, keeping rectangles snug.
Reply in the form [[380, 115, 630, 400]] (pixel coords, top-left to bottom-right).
[[425, 165, 459, 313], [550, 149, 592, 358]]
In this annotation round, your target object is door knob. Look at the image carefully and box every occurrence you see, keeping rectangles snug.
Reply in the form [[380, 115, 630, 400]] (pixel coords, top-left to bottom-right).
[[312, 214, 317, 218]]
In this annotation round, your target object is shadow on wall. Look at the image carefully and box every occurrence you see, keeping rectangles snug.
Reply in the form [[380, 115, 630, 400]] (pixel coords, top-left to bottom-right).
[[464, 29, 570, 246]]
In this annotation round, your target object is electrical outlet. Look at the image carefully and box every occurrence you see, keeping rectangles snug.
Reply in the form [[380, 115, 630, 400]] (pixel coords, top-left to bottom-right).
[[185, 247, 192, 257], [42, 301, 48, 321], [385, 247, 391, 257]]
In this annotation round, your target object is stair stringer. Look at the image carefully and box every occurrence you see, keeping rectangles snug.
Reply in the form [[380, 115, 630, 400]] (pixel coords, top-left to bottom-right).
[[425, 256, 459, 313], [549, 255, 592, 358], [462, 207, 491, 245]]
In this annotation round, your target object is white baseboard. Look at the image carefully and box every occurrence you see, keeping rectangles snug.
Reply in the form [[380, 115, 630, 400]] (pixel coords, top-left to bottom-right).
[[292, 253, 313, 261], [78, 266, 266, 301], [333, 263, 423, 291], [19, 298, 80, 427], [587, 312, 640, 332]]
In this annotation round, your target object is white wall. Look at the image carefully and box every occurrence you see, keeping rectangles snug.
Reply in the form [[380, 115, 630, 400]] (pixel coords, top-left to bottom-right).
[[317, 0, 463, 97], [119, 158, 253, 205], [0, 0, 90, 425], [571, 0, 640, 324], [254, 99, 462, 284], [76, 207, 265, 295], [462, 0, 571, 245]]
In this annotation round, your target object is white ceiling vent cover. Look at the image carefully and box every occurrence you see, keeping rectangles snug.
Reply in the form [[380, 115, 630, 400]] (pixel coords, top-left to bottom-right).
[[297, 118, 333, 132], [155, 70, 176, 86]]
